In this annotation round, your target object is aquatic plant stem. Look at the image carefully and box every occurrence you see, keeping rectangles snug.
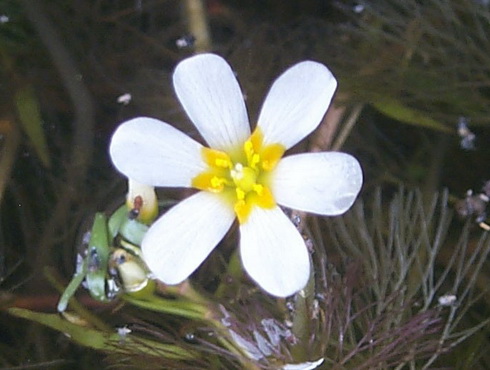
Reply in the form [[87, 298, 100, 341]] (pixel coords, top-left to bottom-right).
[[309, 96, 346, 152], [215, 250, 243, 298], [183, 0, 212, 52], [8, 307, 197, 360], [124, 288, 258, 368], [332, 103, 364, 151], [0, 119, 20, 204], [44, 267, 112, 332]]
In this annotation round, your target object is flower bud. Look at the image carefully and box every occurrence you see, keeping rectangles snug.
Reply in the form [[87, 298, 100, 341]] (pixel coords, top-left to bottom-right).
[[126, 178, 158, 224]]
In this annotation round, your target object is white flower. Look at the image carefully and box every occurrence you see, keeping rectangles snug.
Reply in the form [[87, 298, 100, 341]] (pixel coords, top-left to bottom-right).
[[109, 53, 362, 297]]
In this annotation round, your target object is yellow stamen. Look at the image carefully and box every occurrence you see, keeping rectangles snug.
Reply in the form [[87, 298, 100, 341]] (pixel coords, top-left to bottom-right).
[[235, 200, 252, 224], [192, 127, 286, 224], [202, 147, 232, 168], [236, 187, 245, 200], [249, 128, 263, 152], [192, 172, 228, 192], [253, 184, 264, 195], [261, 143, 285, 171]]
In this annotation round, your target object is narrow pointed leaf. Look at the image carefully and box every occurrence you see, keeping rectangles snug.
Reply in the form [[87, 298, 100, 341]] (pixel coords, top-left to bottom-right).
[[371, 96, 451, 132], [14, 85, 51, 167], [8, 308, 196, 360]]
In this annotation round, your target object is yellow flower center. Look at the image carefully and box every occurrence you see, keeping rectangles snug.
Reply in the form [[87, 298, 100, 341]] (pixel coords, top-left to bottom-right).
[[191, 128, 285, 224]]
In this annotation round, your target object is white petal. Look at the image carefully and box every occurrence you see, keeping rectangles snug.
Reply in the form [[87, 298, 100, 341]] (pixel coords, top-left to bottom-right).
[[142, 191, 235, 284], [173, 53, 250, 151], [257, 61, 337, 149], [240, 207, 309, 297], [272, 152, 362, 215], [109, 117, 206, 187]]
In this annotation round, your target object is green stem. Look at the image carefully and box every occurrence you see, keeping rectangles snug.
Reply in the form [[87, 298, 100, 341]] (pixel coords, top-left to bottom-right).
[[290, 259, 316, 361], [44, 267, 112, 332], [122, 294, 209, 321], [8, 307, 196, 360], [215, 250, 243, 298]]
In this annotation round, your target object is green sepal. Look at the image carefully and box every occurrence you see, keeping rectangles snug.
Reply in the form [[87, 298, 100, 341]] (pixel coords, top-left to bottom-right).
[[107, 205, 127, 238], [57, 259, 88, 312], [118, 218, 148, 246], [85, 213, 111, 302], [108, 204, 148, 246]]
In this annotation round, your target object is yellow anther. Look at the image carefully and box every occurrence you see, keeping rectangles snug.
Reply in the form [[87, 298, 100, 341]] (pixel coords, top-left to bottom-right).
[[244, 140, 254, 155], [236, 187, 245, 200], [192, 172, 224, 192], [250, 153, 260, 169], [244, 140, 255, 165], [202, 147, 232, 168], [253, 184, 264, 196], [211, 176, 226, 189], [261, 143, 285, 171], [193, 128, 284, 224], [215, 158, 230, 168]]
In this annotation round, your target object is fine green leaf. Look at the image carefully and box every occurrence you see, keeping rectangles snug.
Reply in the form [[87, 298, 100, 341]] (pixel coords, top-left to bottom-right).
[[371, 97, 452, 133], [7, 307, 196, 360], [122, 295, 209, 320], [14, 85, 51, 167]]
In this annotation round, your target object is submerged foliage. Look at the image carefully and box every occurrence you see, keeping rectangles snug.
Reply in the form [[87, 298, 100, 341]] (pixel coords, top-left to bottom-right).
[[331, 0, 490, 129], [6, 188, 489, 369], [318, 188, 490, 368]]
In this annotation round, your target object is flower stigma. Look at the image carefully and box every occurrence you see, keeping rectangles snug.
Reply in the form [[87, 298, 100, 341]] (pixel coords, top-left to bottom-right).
[[192, 128, 285, 223]]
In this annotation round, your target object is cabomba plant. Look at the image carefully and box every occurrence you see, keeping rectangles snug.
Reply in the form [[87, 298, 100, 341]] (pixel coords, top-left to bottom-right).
[[7, 188, 489, 369], [5, 52, 490, 369], [329, 0, 490, 130]]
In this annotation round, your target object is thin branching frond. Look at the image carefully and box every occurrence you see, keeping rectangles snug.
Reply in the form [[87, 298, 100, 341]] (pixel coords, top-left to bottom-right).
[[331, 0, 490, 127], [309, 188, 490, 368]]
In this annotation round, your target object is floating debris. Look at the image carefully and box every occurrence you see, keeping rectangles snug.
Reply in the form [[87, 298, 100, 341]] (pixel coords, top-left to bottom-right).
[[117, 326, 132, 337], [353, 3, 365, 13], [455, 180, 490, 230], [176, 34, 196, 49], [457, 117, 476, 150], [438, 294, 457, 307], [117, 93, 132, 105], [455, 189, 488, 222]]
